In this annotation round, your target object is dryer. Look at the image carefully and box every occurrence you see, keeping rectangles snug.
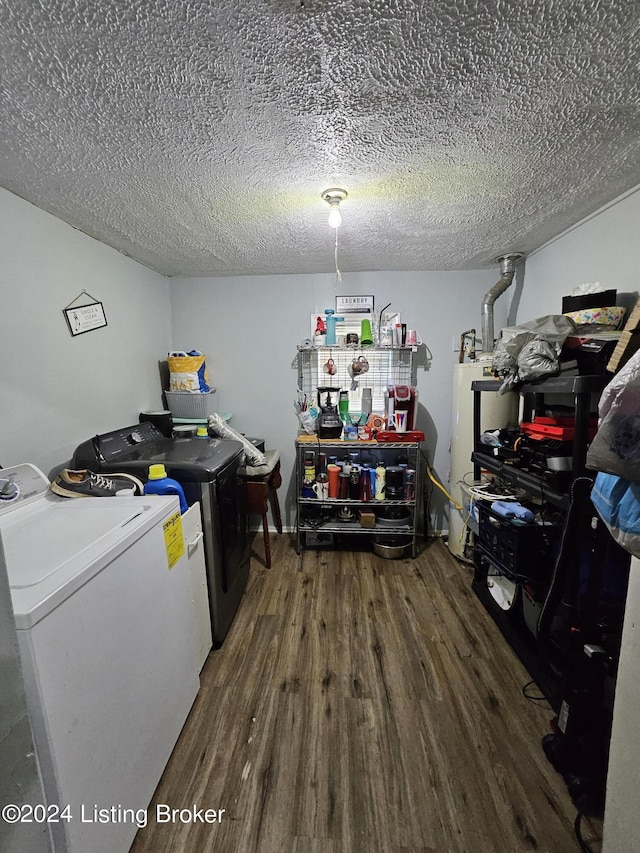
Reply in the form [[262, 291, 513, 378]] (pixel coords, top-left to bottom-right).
[[72, 422, 249, 644]]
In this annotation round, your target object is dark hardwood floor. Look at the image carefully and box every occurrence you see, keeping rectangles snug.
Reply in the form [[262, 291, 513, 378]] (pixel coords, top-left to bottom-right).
[[130, 535, 601, 853]]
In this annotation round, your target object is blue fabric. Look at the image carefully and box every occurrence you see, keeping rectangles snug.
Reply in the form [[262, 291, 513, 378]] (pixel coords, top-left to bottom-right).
[[592, 472, 640, 558], [592, 473, 640, 535]]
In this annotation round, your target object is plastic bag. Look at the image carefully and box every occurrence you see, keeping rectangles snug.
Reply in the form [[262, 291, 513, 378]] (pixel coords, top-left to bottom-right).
[[591, 472, 640, 558], [296, 408, 317, 435], [586, 349, 640, 481], [167, 350, 210, 393], [493, 315, 577, 394]]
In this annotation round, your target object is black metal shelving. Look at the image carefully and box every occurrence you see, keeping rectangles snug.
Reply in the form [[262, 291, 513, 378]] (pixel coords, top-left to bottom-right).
[[470, 373, 607, 704], [472, 374, 607, 486]]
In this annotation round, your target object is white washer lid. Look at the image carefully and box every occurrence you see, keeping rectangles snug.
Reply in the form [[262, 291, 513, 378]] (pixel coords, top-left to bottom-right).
[[1, 495, 176, 628]]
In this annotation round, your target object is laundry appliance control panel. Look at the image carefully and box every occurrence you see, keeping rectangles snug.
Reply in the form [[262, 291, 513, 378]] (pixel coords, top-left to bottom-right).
[[80, 423, 165, 464], [0, 463, 49, 514]]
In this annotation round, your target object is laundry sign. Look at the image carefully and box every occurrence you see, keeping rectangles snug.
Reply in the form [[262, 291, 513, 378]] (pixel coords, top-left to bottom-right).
[[336, 295, 374, 314], [63, 290, 108, 337]]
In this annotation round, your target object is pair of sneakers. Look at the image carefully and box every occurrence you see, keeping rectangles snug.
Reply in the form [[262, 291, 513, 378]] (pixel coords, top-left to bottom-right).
[[50, 469, 144, 498]]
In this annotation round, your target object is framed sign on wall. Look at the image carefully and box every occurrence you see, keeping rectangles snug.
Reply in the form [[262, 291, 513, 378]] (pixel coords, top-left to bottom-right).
[[63, 291, 108, 337], [336, 295, 374, 314]]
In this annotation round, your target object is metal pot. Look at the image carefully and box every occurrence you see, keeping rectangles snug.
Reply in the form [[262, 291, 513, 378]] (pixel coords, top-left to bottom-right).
[[372, 537, 410, 559]]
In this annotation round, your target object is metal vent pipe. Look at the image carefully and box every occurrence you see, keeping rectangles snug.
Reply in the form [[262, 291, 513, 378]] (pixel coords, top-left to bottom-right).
[[481, 253, 524, 353]]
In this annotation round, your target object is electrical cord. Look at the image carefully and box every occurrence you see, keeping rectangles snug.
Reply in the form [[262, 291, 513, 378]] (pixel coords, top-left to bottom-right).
[[486, 566, 543, 585], [521, 679, 552, 707], [461, 470, 524, 502], [467, 483, 519, 501], [574, 811, 598, 853], [423, 456, 462, 510]]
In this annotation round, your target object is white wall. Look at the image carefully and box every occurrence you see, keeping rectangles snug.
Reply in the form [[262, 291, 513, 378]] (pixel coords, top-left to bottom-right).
[[510, 186, 640, 324], [603, 557, 640, 853], [169, 269, 500, 532], [0, 189, 171, 475]]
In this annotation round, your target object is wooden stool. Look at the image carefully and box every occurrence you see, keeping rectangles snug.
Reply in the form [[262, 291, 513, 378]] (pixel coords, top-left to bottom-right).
[[239, 450, 282, 569]]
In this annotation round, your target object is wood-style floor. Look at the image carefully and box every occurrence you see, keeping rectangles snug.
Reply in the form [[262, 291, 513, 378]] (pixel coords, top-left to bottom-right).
[[131, 536, 601, 853]]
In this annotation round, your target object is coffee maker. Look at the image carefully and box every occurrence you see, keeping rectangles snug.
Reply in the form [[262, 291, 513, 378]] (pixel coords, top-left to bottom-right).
[[316, 387, 343, 439], [385, 385, 419, 430]]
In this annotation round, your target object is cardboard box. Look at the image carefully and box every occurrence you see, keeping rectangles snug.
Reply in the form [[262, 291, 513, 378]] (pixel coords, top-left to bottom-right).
[[607, 298, 640, 373], [359, 511, 376, 528]]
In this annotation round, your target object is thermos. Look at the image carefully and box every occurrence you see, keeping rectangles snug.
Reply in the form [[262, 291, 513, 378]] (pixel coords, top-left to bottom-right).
[[349, 466, 360, 499], [359, 465, 372, 501], [375, 461, 386, 501], [327, 464, 340, 498], [302, 451, 316, 497], [338, 472, 350, 499], [324, 309, 345, 346], [315, 453, 329, 499], [143, 464, 188, 513], [360, 319, 373, 346], [361, 388, 372, 416], [338, 391, 350, 423], [404, 468, 416, 501]]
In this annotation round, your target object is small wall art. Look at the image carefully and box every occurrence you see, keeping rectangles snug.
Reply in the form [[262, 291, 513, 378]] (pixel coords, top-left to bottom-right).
[[63, 291, 108, 337]]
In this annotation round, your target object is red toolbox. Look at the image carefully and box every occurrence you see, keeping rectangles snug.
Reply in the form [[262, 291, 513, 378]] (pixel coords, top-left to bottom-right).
[[520, 415, 597, 441]]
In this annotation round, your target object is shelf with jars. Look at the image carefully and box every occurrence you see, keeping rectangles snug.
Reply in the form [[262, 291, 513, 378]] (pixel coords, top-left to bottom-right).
[[294, 438, 422, 558]]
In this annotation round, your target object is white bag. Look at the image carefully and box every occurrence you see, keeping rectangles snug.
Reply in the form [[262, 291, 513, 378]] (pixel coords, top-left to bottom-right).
[[587, 350, 640, 482]]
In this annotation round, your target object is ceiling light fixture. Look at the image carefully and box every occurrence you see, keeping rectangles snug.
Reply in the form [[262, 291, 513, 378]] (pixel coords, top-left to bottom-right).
[[321, 188, 348, 228]]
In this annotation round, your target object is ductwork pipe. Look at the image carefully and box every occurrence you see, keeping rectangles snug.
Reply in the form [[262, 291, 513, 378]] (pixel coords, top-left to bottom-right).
[[481, 253, 523, 353]]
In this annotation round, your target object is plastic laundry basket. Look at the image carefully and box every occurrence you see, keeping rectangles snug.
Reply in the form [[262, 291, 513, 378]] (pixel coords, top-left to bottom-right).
[[164, 390, 217, 419]]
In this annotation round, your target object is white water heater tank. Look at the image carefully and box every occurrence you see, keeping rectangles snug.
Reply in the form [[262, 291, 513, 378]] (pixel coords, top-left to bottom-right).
[[448, 362, 518, 558]]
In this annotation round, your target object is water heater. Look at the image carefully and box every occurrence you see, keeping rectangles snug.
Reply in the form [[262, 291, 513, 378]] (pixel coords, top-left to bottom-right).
[[448, 362, 518, 558]]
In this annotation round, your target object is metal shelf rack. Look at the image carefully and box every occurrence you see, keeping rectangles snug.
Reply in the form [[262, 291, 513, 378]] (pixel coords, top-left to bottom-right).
[[295, 438, 422, 557], [293, 346, 416, 415]]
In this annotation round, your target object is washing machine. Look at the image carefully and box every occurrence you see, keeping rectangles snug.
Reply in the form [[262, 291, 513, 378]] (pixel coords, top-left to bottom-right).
[[0, 464, 199, 853], [72, 422, 250, 644]]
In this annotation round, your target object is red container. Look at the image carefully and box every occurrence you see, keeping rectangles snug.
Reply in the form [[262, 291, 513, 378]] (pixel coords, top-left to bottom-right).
[[521, 416, 597, 441], [327, 464, 340, 498]]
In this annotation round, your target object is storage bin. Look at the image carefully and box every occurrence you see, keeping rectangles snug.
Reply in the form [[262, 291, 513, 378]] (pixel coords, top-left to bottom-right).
[[475, 503, 562, 581], [164, 390, 217, 419]]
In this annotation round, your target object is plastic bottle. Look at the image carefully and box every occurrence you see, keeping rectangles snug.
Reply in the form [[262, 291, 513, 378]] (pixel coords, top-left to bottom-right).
[[143, 464, 188, 513], [196, 426, 209, 438]]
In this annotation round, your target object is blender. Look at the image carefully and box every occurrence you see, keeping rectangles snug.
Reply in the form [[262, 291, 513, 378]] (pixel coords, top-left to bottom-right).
[[316, 387, 343, 439]]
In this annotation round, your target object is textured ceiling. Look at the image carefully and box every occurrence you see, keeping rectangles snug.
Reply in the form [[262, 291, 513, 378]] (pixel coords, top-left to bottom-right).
[[1, 0, 640, 277]]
